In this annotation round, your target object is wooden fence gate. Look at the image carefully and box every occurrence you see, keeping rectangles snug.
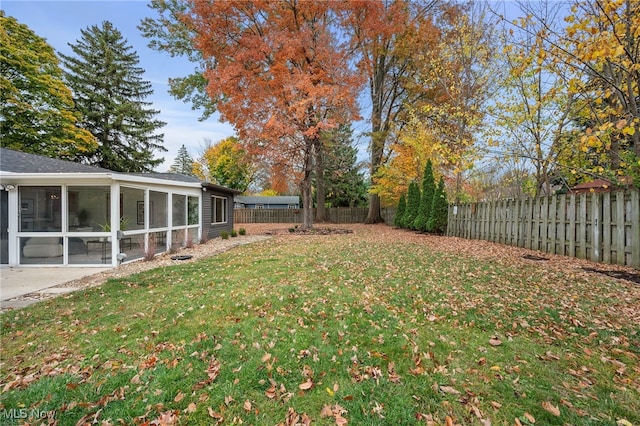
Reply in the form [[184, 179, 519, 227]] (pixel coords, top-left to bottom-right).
[[447, 190, 640, 268]]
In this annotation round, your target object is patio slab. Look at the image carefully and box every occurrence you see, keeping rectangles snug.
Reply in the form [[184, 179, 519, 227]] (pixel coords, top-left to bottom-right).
[[0, 267, 110, 309]]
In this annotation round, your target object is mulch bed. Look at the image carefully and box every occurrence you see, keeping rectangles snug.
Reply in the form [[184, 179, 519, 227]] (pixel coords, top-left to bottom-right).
[[581, 267, 640, 284], [288, 227, 354, 235]]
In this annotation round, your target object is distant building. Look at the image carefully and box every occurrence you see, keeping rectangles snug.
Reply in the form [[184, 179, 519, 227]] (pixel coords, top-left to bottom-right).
[[569, 177, 634, 194], [234, 195, 300, 209]]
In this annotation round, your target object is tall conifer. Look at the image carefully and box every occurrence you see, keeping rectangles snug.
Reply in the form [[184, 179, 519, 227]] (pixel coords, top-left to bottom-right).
[[402, 181, 421, 230], [61, 21, 166, 172], [428, 177, 448, 234], [414, 160, 435, 231]]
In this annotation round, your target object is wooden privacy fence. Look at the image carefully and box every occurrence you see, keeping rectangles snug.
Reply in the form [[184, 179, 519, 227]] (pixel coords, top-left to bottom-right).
[[447, 189, 640, 268], [234, 207, 396, 224]]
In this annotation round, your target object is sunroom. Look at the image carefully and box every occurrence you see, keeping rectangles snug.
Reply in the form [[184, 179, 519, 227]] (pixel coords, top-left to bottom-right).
[[0, 148, 236, 267]]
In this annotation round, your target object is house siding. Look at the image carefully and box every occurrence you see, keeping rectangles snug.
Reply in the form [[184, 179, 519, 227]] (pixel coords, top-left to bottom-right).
[[202, 189, 235, 240]]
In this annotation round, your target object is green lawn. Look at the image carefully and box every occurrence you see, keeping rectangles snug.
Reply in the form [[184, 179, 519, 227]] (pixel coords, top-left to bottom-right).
[[1, 225, 638, 425]]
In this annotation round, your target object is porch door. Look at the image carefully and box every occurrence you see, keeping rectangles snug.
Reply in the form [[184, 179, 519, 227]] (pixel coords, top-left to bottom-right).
[[1, 190, 7, 264]]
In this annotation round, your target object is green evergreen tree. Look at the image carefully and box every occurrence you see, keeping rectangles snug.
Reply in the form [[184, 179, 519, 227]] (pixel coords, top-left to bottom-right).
[[0, 12, 96, 157], [61, 21, 166, 172], [402, 181, 421, 230], [168, 144, 195, 176], [428, 177, 448, 234], [413, 160, 435, 232], [394, 193, 406, 228], [321, 125, 368, 208]]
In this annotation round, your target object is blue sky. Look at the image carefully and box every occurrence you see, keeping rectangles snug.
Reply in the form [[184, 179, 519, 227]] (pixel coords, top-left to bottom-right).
[[3, 0, 235, 171]]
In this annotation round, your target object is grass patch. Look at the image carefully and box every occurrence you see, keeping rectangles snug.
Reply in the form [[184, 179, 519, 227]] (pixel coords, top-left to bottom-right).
[[1, 230, 639, 425]]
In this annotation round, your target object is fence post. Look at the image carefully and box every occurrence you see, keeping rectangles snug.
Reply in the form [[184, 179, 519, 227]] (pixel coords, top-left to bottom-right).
[[616, 191, 626, 265], [602, 192, 611, 264], [591, 193, 602, 263], [568, 194, 576, 258], [631, 190, 640, 268], [558, 194, 566, 256]]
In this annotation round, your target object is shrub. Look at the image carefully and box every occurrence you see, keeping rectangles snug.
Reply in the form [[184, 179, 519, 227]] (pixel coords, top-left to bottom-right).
[[185, 237, 194, 248], [221, 231, 229, 240], [428, 177, 448, 234], [239, 228, 246, 236], [414, 160, 435, 232], [142, 234, 157, 261], [402, 181, 421, 230], [231, 229, 238, 237]]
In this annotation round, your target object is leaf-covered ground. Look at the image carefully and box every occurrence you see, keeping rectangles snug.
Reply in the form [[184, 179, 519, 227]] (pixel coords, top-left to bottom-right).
[[1, 224, 638, 425]]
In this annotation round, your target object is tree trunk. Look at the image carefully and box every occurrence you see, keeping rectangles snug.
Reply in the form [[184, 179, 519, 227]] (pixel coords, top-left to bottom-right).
[[300, 136, 315, 230], [315, 142, 327, 222], [366, 193, 383, 224], [365, 67, 386, 224]]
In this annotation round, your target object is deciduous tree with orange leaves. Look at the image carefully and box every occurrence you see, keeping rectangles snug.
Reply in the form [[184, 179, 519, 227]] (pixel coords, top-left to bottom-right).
[[185, 1, 361, 229]]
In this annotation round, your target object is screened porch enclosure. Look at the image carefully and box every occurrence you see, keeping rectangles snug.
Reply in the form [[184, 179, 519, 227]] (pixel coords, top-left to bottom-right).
[[16, 184, 200, 266]]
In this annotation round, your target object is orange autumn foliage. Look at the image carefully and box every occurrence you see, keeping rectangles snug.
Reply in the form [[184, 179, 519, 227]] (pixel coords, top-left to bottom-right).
[[185, 1, 362, 228]]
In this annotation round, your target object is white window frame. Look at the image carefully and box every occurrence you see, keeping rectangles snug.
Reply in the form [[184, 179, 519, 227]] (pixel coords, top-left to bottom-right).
[[211, 195, 227, 224]]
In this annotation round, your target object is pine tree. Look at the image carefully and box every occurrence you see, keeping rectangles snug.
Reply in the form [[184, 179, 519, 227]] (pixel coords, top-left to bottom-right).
[[0, 13, 95, 157], [169, 145, 195, 176], [402, 181, 421, 230], [394, 193, 406, 228], [61, 21, 166, 172], [428, 177, 448, 234], [413, 160, 435, 232], [321, 125, 368, 208]]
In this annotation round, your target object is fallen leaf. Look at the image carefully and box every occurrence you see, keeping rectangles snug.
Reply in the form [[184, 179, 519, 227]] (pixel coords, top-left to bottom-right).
[[266, 385, 277, 399], [262, 353, 272, 362], [208, 407, 223, 420], [489, 337, 502, 346], [299, 378, 313, 390], [243, 400, 252, 412], [320, 405, 333, 417], [439, 385, 461, 395], [174, 391, 185, 403], [524, 412, 535, 423], [491, 401, 502, 409], [185, 402, 197, 413], [541, 401, 560, 416]]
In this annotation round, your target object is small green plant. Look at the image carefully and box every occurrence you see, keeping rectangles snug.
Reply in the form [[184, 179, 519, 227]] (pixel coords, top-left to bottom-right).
[[231, 229, 238, 237], [99, 217, 130, 232], [220, 231, 229, 240], [238, 228, 246, 236]]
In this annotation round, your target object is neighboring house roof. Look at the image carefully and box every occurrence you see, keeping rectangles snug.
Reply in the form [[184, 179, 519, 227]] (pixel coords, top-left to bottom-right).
[[235, 195, 300, 205], [0, 147, 111, 174], [570, 179, 615, 193]]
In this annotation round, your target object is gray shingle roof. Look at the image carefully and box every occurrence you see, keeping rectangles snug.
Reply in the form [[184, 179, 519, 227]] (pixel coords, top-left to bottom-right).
[[0, 147, 111, 174], [0, 148, 240, 194], [127, 172, 202, 183]]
